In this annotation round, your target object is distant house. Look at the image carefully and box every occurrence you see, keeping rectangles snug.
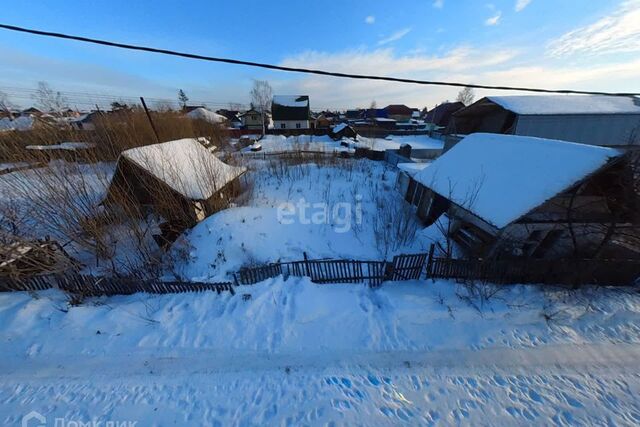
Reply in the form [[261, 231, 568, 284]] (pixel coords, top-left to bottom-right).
[[314, 114, 332, 129], [371, 117, 397, 130], [69, 111, 101, 131], [330, 123, 357, 140], [104, 138, 246, 243], [425, 102, 465, 127], [272, 95, 310, 130], [239, 109, 263, 130], [239, 109, 264, 130], [216, 109, 242, 128], [363, 108, 388, 120], [408, 133, 639, 259], [21, 107, 43, 117], [62, 108, 80, 118], [384, 105, 413, 122], [345, 109, 363, 121], [446, 95, 640, 148]]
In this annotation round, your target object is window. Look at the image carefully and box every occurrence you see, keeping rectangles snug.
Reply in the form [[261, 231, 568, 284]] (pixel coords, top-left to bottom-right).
[[280, 123, 286, 129], [252, 115, 257, 120], [296, 123, 301, 129]]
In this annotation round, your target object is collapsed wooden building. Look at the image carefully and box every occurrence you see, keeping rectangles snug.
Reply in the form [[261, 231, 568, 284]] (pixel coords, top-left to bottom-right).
[[401, 133, 640, 260], [104, 138, 246, 243], [0, 237, 76, 278]]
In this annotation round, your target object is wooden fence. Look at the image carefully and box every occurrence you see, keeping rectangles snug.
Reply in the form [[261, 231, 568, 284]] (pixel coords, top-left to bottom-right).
[[0, 274, 235, 296], [235, 253, 428, 287], [426, 254, 640, 287], [0, 253, 430, 297]]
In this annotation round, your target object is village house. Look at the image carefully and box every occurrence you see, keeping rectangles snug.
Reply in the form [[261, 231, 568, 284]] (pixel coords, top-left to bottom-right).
[[239, 108, 265, 130], [425, 102, 465, 127], [21, 107, 43, 117], [216, 109, 243, 128], [384, 104, 414, 122], [271, 95, 310, 130], [403, 133, 639, 260], [104, 138, 246, 244], [330, 123, 357, 140], [314, 113, 332, 129], [69, 111, 100, 130], [446, 95, 640, 149], [345, 109, 363, 122]]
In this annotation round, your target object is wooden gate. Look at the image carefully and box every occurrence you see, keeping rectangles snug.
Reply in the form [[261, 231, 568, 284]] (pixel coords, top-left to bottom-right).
[[390, 253, 428, 281]]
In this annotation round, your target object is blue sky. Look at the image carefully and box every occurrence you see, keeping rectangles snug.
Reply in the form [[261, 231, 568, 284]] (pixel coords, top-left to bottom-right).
[[0, 0, 638, 110]]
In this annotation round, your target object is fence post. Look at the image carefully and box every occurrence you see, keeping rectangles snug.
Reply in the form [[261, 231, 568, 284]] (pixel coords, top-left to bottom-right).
[[426, 243, 435, 280], [140, 97, 160, 144], [303, 251, 311, 277]]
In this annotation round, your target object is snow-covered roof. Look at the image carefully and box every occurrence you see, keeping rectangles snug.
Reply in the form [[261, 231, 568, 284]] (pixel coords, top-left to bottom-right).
[[488, 95, 640, 115], [272, 95, 309, 108], [397, 162, 430, 177], [414, 133, 623, 229], [0, 116, 34, 131], [186, 107, 227, 124], [332, 123, 348, 133], [26, 142, 95, 151], [120, 138, 246, 200]]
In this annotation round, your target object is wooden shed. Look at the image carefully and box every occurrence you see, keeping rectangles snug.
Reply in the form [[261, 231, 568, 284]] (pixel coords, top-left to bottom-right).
[[412, 133, 639, 260], [104, 138, 246, 241], [446, 95, 640, 149]]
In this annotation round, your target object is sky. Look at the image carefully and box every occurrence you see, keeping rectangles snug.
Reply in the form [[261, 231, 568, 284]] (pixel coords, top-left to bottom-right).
[[0, 0, 639, 111]]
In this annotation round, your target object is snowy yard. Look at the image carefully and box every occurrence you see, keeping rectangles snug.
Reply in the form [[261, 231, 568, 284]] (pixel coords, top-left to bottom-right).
[[169, 158, 430, 281], [1, 142, 639, 426], [1, 279, 640, 425]]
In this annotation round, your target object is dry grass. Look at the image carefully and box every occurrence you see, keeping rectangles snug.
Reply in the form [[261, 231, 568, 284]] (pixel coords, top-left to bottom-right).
[[0, 108, 228, 162], [0, 110, 232, 279]]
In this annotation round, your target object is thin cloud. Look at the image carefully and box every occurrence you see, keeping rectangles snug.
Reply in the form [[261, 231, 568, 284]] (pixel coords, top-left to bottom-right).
[[485, 12, 502, 26], [515, 0, 532, 12], [365, 15, 375, 24], [433, 0, 444, 9], [548, 0, 640, 56], [281, 46, 517, 77], [278, 46, 516, 108], [378, 27, 412, 45], [278, 46, 640, 109]]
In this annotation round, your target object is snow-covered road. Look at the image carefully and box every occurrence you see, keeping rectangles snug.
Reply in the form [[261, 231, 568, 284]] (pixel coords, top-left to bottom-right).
[[2, 347, 640, 426], [2, 278, 640, 425]]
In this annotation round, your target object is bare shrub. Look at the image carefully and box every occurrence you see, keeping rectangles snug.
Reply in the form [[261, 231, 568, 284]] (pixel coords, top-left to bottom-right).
[[0, 108, 234, 279]]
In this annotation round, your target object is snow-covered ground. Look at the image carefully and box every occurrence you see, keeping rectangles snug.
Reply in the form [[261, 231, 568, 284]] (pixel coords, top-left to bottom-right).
[[1, 279, 640, 425], [354, 134, 444, 151], [2, 144, 639, 425], [235, 134, 444, 154], [170, 159, 429, 281], [238, 134, 351, 153]]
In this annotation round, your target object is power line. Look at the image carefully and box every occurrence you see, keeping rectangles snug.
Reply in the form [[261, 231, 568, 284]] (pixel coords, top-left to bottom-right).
[[1, 23, 639, 98]]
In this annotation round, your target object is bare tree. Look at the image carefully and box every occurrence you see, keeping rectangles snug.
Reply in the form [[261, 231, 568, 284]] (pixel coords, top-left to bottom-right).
[[178, 89, 189, 109], [32, 82, 68, 116], [0, 91, 15, 117], [456, 87, 475, 106], [250, 80, 272, 136]]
